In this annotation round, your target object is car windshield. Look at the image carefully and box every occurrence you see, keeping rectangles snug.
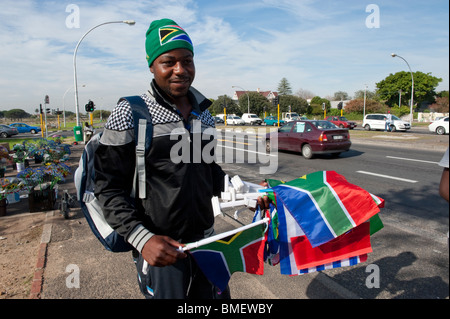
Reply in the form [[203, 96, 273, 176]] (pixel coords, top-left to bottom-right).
[[338, 117, 348, 121], [311, 120, 337, 129], [391, 115, 401, 120]]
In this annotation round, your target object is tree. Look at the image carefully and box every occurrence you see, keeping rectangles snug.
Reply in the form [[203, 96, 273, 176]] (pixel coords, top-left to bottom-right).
[[4, 109, 31, 120], [277, 77, 292, 96], [344, 99, 386, 114], [279, 95, 309, 114], [333, 91, 350, 101], [437, 90, 449, 98], [295, 88, 315, 100], [210, 95, 240, 116], [376, 71, 442, 108], [309, 96, 331, 115], [430, 97, 449, 113], [354, 89, 377, 100], [238, 92, 272, 116]]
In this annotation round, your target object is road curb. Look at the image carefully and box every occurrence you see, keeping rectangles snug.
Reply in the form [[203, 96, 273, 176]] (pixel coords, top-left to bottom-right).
[[29, 211, 54, 299]]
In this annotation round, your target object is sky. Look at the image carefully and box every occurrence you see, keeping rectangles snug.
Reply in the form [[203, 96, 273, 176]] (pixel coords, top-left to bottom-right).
[[0, 0, 448, 114]]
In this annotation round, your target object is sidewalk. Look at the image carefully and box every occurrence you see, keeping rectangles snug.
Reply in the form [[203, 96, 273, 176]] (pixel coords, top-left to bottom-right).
[[0, 141, 85, 299]]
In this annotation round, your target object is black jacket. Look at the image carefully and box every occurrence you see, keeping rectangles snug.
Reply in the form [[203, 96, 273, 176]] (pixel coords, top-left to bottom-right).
[[94, 81, 225, 252]]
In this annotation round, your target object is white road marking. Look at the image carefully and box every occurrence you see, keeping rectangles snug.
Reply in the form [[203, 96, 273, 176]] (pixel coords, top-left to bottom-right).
[[217, 144, 278, 157], [386, 156, 439, 165], [356, 170, 418, 183]]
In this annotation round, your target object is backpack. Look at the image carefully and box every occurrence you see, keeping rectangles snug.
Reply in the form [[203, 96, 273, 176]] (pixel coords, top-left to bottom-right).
[[74, 96, 153, 252]]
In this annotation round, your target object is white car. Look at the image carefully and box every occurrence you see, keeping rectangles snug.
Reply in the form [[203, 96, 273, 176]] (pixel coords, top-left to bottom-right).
[[241, 113, 262, 125], [363, 113, 411, 132], [226, 115, 245, 125], [428, 116, 449, 135]]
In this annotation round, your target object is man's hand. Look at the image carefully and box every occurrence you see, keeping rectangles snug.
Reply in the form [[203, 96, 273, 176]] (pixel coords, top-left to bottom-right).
[[141, 235, 186, 267], [257, 195, 271, 211], [256, 181, 271, 211]]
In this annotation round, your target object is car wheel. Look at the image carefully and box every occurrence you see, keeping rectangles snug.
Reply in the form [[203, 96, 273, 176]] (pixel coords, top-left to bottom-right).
[[273, 123, 277, 126], [0, 132, 8, 138], [436, 126, 445, 135], [364, 124, 371, 131], [390, 125, 396, 132], [339, 124, 344, 128], [31, 129, 37, 134], [301, 144, 313, 159], [265, 139, 271, 153]]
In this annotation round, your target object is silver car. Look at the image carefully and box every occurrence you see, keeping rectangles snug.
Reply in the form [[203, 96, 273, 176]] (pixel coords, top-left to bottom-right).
[[0, 124, 19, 138]]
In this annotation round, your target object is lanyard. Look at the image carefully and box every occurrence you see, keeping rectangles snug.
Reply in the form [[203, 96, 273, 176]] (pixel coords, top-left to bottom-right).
[[177, 109, 200, 130]]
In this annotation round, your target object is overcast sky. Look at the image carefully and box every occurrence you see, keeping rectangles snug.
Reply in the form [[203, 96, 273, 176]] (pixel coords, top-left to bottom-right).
[[0, 0, 448, 113]]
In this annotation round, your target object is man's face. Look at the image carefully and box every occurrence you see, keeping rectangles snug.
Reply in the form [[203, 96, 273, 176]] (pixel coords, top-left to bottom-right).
[[150, 48, 195, 102]]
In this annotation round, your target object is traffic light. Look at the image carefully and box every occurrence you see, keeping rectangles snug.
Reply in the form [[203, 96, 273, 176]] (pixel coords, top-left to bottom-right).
[[85, 100, 95, 112], [272, 96, 279, 107], [337, 102, 343, 110]]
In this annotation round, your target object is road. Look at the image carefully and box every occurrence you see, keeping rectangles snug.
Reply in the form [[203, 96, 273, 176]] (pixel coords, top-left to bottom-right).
[[216, 129, 449, 299]]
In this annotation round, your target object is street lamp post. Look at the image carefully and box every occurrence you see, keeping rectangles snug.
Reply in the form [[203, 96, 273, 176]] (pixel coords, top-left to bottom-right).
[[363, 84, 367, 120], [232, 85, 250, 113], [73, 20, 135, 128], [391, 53, 414, 125]]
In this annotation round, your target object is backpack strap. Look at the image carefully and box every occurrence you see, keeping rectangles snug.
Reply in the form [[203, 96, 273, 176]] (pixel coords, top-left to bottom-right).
[[118, 96, 153, 199]]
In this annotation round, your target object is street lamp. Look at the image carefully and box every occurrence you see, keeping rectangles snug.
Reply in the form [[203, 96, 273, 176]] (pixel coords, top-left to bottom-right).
[[363, 84, 367, 120], [63, 84, 85, 128], [391, 53, 414, 125], [232, 85, 250, 113], [73, 20, 135, 128]]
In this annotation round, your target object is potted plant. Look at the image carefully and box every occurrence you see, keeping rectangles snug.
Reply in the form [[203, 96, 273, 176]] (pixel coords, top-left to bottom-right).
[[24, 138, 72, 164], [0, 178, 24, 215], [0, 146, 10, 177], [24, 140, 45, 164], [17, 163, 71, 212], [11, 144, 30, 172]]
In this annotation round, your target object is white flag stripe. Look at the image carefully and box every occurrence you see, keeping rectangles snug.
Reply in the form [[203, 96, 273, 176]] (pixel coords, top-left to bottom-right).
[[182, 217, 269, 251], [279, 184, 338, 239], [323, 171, 357, 228]]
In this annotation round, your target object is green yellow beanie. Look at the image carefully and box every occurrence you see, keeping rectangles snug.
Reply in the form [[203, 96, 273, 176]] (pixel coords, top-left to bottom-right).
[[145, 18, 194, 67]]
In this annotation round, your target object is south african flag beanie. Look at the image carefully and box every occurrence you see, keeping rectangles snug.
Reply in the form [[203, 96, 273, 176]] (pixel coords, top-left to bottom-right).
[[145, 18, 194, 67]]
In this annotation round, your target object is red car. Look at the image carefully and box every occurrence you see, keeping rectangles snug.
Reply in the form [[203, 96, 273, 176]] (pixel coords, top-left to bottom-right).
[[325, 116, 357, 129], [265, 120, 351, 159]]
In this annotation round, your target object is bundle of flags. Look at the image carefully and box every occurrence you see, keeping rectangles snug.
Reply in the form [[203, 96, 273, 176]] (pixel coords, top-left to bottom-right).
[[184, 170, 385, 292]]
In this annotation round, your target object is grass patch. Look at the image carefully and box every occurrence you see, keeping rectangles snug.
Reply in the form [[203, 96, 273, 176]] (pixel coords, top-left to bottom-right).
[[0, 135, 75, 150]]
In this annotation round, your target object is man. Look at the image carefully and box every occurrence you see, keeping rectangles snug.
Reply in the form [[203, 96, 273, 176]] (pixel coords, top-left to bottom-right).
[[385, 111, 392, 132], [94, 18, 230, 299], [439, 147, 449, 202]]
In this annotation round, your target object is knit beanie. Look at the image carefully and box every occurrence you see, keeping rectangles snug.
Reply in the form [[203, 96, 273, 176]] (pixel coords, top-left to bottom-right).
[[145, 18, 194, 67]]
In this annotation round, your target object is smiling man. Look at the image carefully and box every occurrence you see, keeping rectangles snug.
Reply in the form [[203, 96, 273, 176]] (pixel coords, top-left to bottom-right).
[[94, 19, 229, 299]]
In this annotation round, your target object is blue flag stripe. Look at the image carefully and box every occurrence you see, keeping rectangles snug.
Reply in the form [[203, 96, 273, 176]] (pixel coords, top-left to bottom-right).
[[274, 184, 336, 247], [190, 249, 230, 291]]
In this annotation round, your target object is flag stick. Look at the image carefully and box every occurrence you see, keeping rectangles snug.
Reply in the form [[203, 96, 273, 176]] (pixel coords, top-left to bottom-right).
[[182, 218, 270, 251]]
